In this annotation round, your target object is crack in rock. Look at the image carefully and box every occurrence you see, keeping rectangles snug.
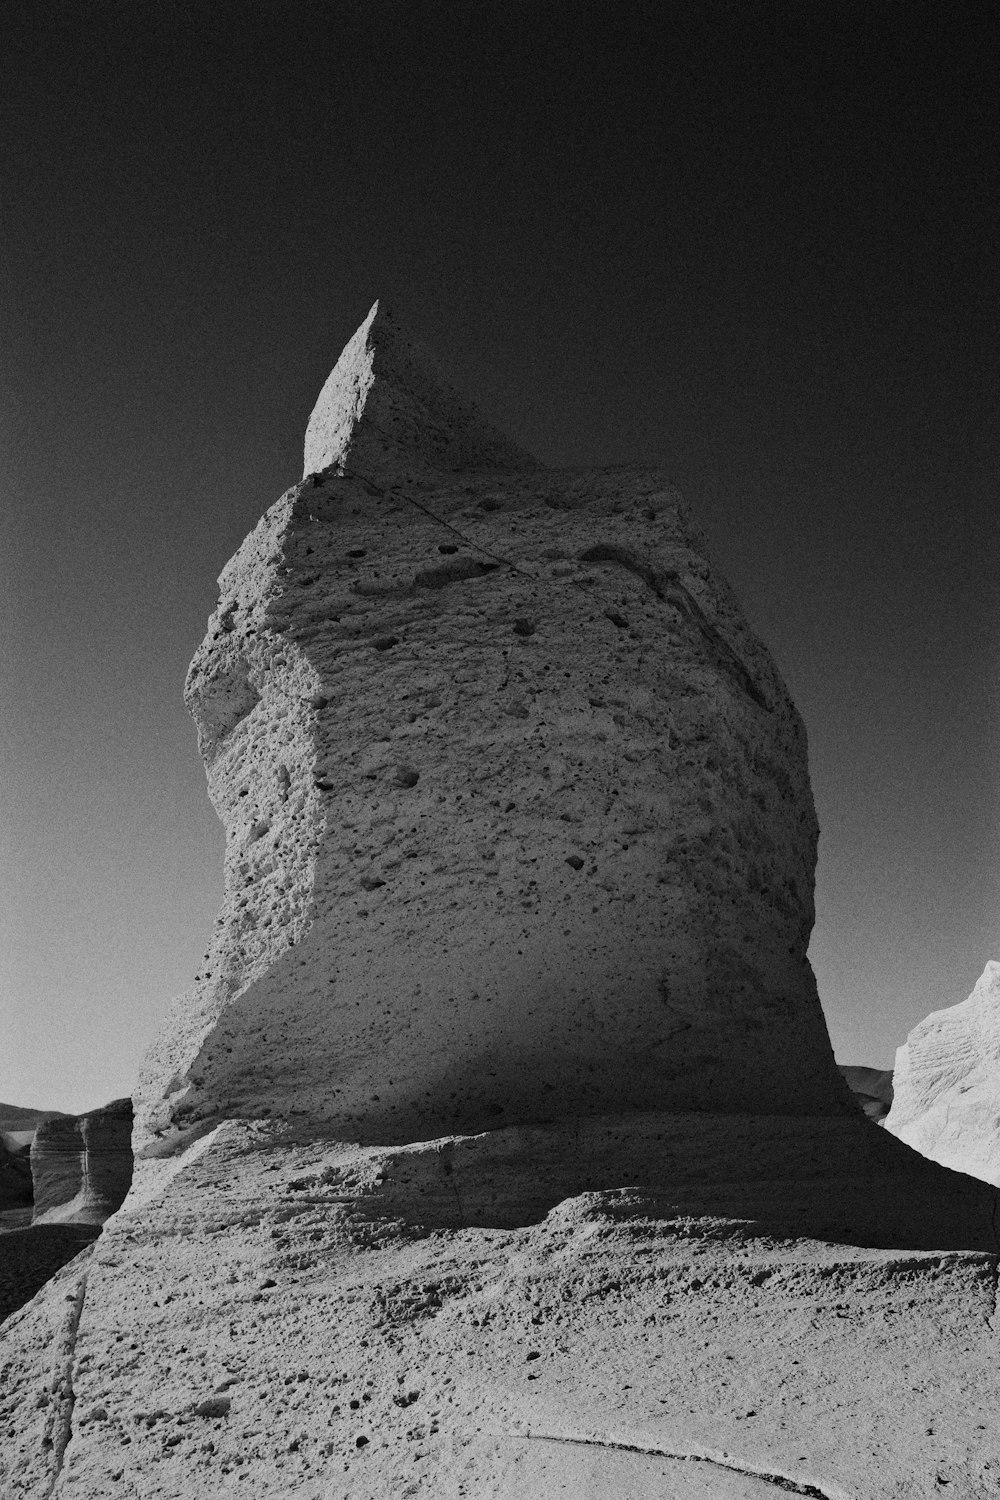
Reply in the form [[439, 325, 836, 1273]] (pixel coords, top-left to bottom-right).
[[42, 1269, 88, 1498], [524, 1431, 846, 1499]]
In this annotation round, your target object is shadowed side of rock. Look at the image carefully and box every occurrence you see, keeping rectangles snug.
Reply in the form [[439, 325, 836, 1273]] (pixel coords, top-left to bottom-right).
[[0, 1141, 33, 1214]]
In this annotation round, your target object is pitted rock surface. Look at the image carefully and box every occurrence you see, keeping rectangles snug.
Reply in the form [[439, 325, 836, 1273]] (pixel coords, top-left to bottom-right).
[[886, 960, 1000, 1184], [136, 307, 849, 1156]]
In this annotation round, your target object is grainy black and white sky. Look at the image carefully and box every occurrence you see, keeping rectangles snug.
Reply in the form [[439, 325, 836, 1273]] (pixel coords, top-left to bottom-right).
[[2, 2, 997, 1112]]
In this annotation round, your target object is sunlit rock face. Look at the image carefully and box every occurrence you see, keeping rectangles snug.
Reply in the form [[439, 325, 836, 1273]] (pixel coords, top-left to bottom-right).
[[885, 960, 1000, 1184], [135, 301, 849, 1159], [30, 1099, 133, 1226]]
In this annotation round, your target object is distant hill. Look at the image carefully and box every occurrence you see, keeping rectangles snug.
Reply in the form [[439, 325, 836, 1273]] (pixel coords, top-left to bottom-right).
[[0, 1105, 72, 1127]]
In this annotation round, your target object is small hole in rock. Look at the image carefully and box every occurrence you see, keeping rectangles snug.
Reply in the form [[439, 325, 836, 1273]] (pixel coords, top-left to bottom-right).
[[347, 548, 366, 558], [373, 636, 399, 651], [438, 544, 459, 554], [513, 619, 536, 637], [394, 767, 420, 789], [565, 855, 585, 870]]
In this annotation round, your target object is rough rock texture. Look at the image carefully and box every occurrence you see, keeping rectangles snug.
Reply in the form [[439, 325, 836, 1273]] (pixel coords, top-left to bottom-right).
[[31, 1099, 134, 1226], [4, 308, 1000, 1498], [838, 1064, 894, 1123], [136, 301, 849, 1157], [2, 1116, 999, 1499], [885, 961, 1000, 1184]]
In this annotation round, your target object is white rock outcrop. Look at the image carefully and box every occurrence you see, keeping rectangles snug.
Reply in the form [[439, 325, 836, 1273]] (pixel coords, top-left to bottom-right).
[[4, 306, 999, 1500], [885, 960, 1000, 1183], [134, 299, 849, 1159]]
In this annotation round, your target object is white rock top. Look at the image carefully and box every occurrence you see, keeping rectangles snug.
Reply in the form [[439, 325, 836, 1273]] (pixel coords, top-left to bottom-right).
[[303, 299, 539, 481], [885, 959, 1000, 1184]]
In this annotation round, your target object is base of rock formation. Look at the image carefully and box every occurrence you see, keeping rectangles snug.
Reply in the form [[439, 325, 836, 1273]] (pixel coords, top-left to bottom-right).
[[2, 1111, 998, 1498]]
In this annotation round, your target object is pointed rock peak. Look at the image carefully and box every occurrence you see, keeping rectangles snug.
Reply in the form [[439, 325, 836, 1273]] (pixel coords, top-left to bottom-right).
[[303, 299, 540, 482]]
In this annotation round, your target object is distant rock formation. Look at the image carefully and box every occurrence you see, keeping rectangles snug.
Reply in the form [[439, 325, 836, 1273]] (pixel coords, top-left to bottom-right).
[[0, 1106, 71, 1215], [885, 961, 1000, 1184], [136, 300, 850, 1157], [838, 1064, 894, 1122], [4, 306, 1000, 1499], [30, 1099, 133, 1226], [0, 1141, 32, 1212]]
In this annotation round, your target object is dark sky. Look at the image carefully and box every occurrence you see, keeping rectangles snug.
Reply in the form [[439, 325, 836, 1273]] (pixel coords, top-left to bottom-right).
[[2, 1, 997, 1111]]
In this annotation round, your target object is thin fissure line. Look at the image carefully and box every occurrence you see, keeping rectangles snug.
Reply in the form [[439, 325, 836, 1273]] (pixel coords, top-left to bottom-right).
[[337, 465, 546, 583], [524, 1430, 843, 1500], [333, 466, 768, 705], [43, 1269, 89, 1499], [338, 465, 646, 613], [988, 1189, 1000, 1330]]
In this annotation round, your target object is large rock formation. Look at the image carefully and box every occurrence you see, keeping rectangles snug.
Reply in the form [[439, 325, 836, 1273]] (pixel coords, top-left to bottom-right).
[[30, 1099, 134, 1226], [885, 961, 1000, 1183], [135, 299, 849, 1158], [3, 306, 999, 1499]]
